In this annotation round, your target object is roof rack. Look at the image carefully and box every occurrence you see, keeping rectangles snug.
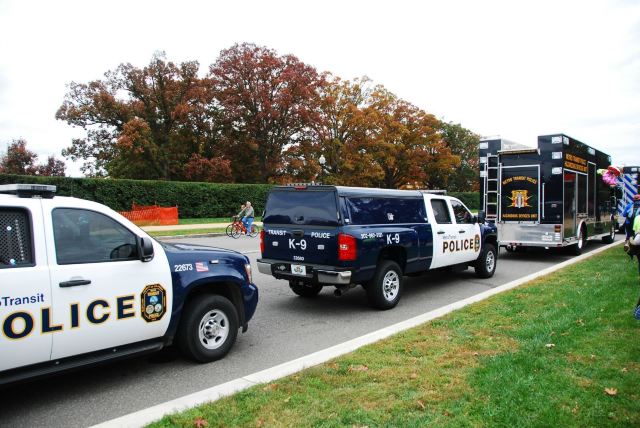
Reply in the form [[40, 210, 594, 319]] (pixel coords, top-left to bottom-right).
[[0, 184, 57, 199]]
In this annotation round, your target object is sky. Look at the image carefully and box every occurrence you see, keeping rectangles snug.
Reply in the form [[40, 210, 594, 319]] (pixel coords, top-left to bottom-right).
[[0, 0, 639, 177]]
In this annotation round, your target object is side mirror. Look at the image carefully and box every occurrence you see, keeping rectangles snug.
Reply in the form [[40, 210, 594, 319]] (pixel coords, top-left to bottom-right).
[[138, 236, 155, 262], [477, 210, 486, 224]]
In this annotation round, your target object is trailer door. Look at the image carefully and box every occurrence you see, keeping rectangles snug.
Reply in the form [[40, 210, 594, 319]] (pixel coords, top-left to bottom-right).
[[499, 165, 540, 223], [563, 172, 577, 238]]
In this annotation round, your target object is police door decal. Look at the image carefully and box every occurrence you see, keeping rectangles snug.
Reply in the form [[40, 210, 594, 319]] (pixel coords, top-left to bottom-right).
[[141, 284, 167, 322], [500, 166, 540, 221]]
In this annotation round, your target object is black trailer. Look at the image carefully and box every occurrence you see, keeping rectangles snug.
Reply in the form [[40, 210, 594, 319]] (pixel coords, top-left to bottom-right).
[[480, 133, 616, 253]]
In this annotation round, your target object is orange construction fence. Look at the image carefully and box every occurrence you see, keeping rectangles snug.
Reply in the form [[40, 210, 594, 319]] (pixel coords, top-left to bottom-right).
[[119, 203, 179, 226]]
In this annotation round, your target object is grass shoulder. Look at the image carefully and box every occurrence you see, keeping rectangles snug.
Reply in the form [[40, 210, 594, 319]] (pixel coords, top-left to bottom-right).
[[150, 246, 640, 427]]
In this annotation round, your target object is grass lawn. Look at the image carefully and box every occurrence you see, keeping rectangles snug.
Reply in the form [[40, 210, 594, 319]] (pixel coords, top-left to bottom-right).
[[147, 227, 226, 237], [150, 246, 640, 427], [178, 217, 261, 225]]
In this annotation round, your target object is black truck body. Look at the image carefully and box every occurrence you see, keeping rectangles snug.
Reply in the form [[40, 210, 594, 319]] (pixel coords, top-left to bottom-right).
[[479, 134, 616, 252]]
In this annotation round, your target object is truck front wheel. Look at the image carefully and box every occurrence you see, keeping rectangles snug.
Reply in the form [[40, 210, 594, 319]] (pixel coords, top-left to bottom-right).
[[366, 260, 403, 310], [475, 243, 497, 278], [177, 295, 239, 363]]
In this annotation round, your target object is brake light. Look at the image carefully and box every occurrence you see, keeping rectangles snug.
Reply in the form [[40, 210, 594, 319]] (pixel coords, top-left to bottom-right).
[[338, 233, 357, 261], [260, 229, 265, 254]]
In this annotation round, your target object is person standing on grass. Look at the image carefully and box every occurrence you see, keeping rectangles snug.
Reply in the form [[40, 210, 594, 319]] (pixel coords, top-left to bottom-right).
[[242, 201, 254, 235], [622, 194, 640, 250]]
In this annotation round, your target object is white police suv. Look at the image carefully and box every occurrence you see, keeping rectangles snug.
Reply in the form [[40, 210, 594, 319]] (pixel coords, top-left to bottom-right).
[[0, 184, 258, 385]]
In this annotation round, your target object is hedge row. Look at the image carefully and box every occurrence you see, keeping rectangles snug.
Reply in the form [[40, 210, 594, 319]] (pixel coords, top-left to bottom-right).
[[0, 175, 272, 218], [0, 174, 480, 217]]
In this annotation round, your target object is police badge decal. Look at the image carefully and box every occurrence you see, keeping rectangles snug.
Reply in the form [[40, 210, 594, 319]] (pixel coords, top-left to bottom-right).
[[140, 284, 167, 322]]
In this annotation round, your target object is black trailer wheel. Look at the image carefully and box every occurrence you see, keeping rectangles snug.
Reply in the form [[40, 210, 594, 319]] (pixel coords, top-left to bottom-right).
[[366, 260, 403, 310], [177, 295, 239, 363], [602, 224, 615, 244], [572, 228, 586, 255], [475, 243, 497, 278], [289, 280, 323, 297]]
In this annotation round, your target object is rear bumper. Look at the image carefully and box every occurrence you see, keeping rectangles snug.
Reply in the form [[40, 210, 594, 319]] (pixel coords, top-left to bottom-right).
[[257, 259, 352, 285]]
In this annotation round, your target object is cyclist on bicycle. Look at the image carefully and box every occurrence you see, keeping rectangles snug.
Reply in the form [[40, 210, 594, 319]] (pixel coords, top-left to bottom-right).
[[242, 201, 254, 235]]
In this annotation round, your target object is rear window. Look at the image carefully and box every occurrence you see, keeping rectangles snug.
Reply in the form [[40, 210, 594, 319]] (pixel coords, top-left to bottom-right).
[[263, 190, 339, 226], [346, 197, 426, 225]]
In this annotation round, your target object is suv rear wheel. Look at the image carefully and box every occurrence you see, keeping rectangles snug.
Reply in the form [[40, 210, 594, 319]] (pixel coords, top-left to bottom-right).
[[366, 260, 403, 310], [177, 295, 239, 362], [289, 280, 323, 297]]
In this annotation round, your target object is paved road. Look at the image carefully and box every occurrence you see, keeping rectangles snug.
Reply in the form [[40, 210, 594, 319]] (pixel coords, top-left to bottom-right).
[[0, 235, 621, 427]]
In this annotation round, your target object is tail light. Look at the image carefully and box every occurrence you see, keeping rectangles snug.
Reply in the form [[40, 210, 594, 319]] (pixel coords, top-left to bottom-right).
[[338, 233, 357, 261], [260, 229, 265, 254], [554, 224, 562, 233]]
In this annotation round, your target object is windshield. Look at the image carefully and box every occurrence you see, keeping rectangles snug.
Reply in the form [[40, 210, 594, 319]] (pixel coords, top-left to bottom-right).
[[263, 190, 339, 226]]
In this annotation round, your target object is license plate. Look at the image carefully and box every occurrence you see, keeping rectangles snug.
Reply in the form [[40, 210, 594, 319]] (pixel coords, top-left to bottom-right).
[[291, 264, 306, 276]]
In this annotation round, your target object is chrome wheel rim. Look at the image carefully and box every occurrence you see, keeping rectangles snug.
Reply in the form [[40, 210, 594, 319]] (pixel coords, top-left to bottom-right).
[[578, 233, 584, 249], [198, 310, 229, 350], [382, 271, 400, 301], [486, 250, 496, 272]]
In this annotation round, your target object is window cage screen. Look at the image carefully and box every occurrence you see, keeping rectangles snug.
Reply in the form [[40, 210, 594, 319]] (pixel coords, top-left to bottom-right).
[[0, 209, 33, 267]]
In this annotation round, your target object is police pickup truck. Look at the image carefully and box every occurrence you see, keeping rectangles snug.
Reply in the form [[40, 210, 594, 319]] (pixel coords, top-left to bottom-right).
[[257, 185, 497, 309], [0, 184, 258, 385]]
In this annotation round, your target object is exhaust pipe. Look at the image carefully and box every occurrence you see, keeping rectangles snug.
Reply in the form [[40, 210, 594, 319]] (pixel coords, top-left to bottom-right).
[[334, 284, 356, 297]]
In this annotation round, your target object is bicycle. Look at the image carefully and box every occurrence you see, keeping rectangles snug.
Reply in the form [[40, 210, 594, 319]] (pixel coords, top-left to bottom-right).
[[226, 216, 260, 238]]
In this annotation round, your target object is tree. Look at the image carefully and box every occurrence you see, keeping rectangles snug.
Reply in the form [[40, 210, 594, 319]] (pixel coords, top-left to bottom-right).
[[56, 52, 228, 181], [36, 156, 66, 176], [0, 139, 66, 176], [183, 154, 233, 182], [209, 43, 325, 183], [312, 75, 381, 185], [439, 121, 480, 191], [0, 139, 38, 175]]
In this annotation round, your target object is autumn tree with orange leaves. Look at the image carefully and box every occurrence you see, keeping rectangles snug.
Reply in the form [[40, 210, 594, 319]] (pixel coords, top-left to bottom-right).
[[208, 43, 324, 183], [56, 52, 231, 181], [0, 139, 66, 176]]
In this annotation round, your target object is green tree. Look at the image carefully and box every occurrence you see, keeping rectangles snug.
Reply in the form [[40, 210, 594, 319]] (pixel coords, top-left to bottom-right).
[[439, 121, 480, 191]]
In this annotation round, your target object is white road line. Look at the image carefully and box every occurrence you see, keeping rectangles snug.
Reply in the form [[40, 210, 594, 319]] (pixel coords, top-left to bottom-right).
[[92, 240, 623, 428]]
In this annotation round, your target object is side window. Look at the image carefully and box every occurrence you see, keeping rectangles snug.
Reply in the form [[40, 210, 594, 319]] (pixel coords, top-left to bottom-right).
[[0, 208, 34, 268], [346, 197, 426, 225], [430, 199, 452, 224], [450, 200, 474, 224], [52, 208, 139, 265]]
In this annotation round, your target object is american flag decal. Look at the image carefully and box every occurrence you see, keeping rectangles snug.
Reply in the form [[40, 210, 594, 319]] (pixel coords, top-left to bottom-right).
[[195, 262, 209, 272]]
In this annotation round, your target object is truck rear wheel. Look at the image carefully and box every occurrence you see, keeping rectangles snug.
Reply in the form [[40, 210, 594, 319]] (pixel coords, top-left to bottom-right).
[[602, 224, 615, 244], [366, 260, 403, 310], [177, 294, 239, 363], [289, 280, 323, 297], [573, 228, 586, 255], [475, 243, 497, 278]]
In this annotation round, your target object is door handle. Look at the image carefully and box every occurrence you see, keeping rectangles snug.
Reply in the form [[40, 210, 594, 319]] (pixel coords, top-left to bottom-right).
[[459, 230, 466, 233], [437, 231, 445, 235], [59, 279, 92, 288]]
